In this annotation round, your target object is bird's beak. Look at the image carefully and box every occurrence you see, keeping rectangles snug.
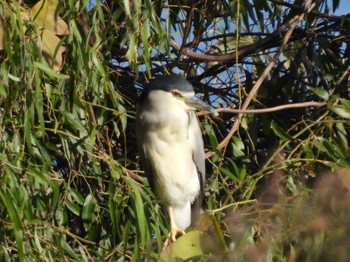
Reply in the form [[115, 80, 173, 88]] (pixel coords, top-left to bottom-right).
[[184, 96, 218, 116]]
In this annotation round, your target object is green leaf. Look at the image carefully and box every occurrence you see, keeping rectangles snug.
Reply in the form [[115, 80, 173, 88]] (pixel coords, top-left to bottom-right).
[[311, 87, 329, 101], [0, 191, 24, 261], [34, 69, 45, 134], [24, 110, 33, 155], [123, 0, 131, 17], [231, 136, 246, 158], [69, 188, 84, 205], [126, 177, 147, 245], [27, 166, 49, 186], [0, 191, 22, 230], [219, 166, 240, 183], [330, 106, 350, 119], [34, 62, 69, 79], [61, 110, 88, 137], [239, 164, 247, 181], [122, 220, 132, 253], [271, 120, 293, 141], [0, 246, 11, 262], [82, 194, 94, 223], [65, 199, 81, 216], [335, 122, 348, 149], [302, 144, 314, 159], [340, 98, 350, 112], [205, 123, 222, 159], [8, 73, 21, 82], [61, 237, 79, 260]]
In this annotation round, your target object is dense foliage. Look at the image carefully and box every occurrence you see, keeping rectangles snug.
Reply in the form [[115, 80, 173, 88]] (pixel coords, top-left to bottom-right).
[[0, 0, 349, 260]]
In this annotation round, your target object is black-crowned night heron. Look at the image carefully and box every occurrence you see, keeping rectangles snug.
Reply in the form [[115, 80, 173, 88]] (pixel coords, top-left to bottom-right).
[[136, 75, 217, 242]]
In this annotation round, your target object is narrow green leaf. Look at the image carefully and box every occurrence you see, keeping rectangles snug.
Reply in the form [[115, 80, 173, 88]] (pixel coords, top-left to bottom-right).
[[61, 237, 79, 260], [0, 84, 7, 97], [239, 164, 247, 181], [24, 111, 33, 155], [34, 229, 44, 255], [211, 214, 227, 251], [14, 230, 24, 262], [0, 191, 24, 261], [205, 123, 222, 159], [330, 106, 350, 119], [117, 103, 128, 132], [51, 182, 60, 211], [219, 167, 240, 183], [27, 166, 49, 186], [271, 120, 293, 141], [89, 125, 97, 148], [0, 246, 11, 262], [8, 73, 21, 82], [311, 87, 329, 101], [34, 69, 45, 133], [34, 62, 69, 79], [340, 98, 350, 112], [302, 144, 314, 159], [123, 0, 131, 17], [65, 199, 81, 216], [61, 110, 88, 137], [82, 194, 94, 223], [0, 191, 22, 230], [232, 136, 246, 158], [69, 188, 84, 205], [335, 122, 348, 149], [122, 220, 132, 253], [126, 177, 147, 245]]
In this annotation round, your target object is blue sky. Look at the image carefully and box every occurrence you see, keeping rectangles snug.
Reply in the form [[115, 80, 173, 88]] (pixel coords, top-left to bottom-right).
[[335, 0, 350, 15]]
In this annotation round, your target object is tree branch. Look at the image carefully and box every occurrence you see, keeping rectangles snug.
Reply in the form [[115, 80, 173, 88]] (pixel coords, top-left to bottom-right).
[[203, 0, 320, 158], [214, 101, 326, 114]]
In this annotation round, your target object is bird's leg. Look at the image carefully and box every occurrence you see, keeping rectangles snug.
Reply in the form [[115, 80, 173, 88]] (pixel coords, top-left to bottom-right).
[[162, 207, 186, 250], [168, 206, 186, 241]]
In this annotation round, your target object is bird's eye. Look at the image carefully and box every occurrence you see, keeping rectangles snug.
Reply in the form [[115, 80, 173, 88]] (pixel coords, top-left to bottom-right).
[[171, 91, 181, 97]]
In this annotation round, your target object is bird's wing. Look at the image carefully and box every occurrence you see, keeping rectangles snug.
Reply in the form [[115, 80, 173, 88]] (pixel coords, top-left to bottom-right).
[[138, 144, 155, 189], [135, 108, 155, 191], [188, 111, 206, 222]]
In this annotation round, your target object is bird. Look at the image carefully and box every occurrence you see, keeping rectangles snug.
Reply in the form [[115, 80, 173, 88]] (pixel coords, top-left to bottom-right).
[[135, 74, 217, 242]]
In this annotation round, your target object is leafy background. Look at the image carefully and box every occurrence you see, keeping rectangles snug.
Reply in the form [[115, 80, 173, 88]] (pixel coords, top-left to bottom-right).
[[0, 0, 350, 261]]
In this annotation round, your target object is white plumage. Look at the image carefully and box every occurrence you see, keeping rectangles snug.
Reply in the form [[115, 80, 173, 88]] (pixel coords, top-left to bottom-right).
[[136, 75, 214, 241]]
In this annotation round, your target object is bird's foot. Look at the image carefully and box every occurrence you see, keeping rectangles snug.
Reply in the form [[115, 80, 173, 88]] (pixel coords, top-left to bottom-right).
[[162, 228, 186, 250], [170, 228, 186, 242]]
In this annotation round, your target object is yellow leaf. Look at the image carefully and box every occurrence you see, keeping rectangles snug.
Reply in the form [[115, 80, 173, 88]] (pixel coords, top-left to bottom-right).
[[31, 0, 68, 71], [40, 29, 66, 71], [32, 0, 68, 35], [161, 231, 203, 261]]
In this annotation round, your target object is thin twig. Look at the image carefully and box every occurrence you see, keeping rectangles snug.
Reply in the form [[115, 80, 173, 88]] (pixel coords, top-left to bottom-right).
[[336, 63, 350, 86], [216, 101, 326, 114], [197, 101, 325, 116]]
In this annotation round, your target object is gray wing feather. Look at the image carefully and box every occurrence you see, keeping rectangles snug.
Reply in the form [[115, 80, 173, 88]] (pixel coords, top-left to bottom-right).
[[188, 111, 206, 223], [135, 105, 155, 190]]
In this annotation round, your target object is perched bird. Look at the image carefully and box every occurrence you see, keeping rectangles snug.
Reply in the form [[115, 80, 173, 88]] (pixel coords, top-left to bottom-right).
[[136, 75, 217, 241]]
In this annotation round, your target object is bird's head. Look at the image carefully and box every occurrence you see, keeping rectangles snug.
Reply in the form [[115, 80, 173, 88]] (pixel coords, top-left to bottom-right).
[[143, 75, 218, 116]]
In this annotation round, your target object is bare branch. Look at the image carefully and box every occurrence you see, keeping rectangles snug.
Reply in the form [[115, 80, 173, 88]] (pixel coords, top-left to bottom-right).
[[211, 0, 319, 154], [214, 101, 326, 114]]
